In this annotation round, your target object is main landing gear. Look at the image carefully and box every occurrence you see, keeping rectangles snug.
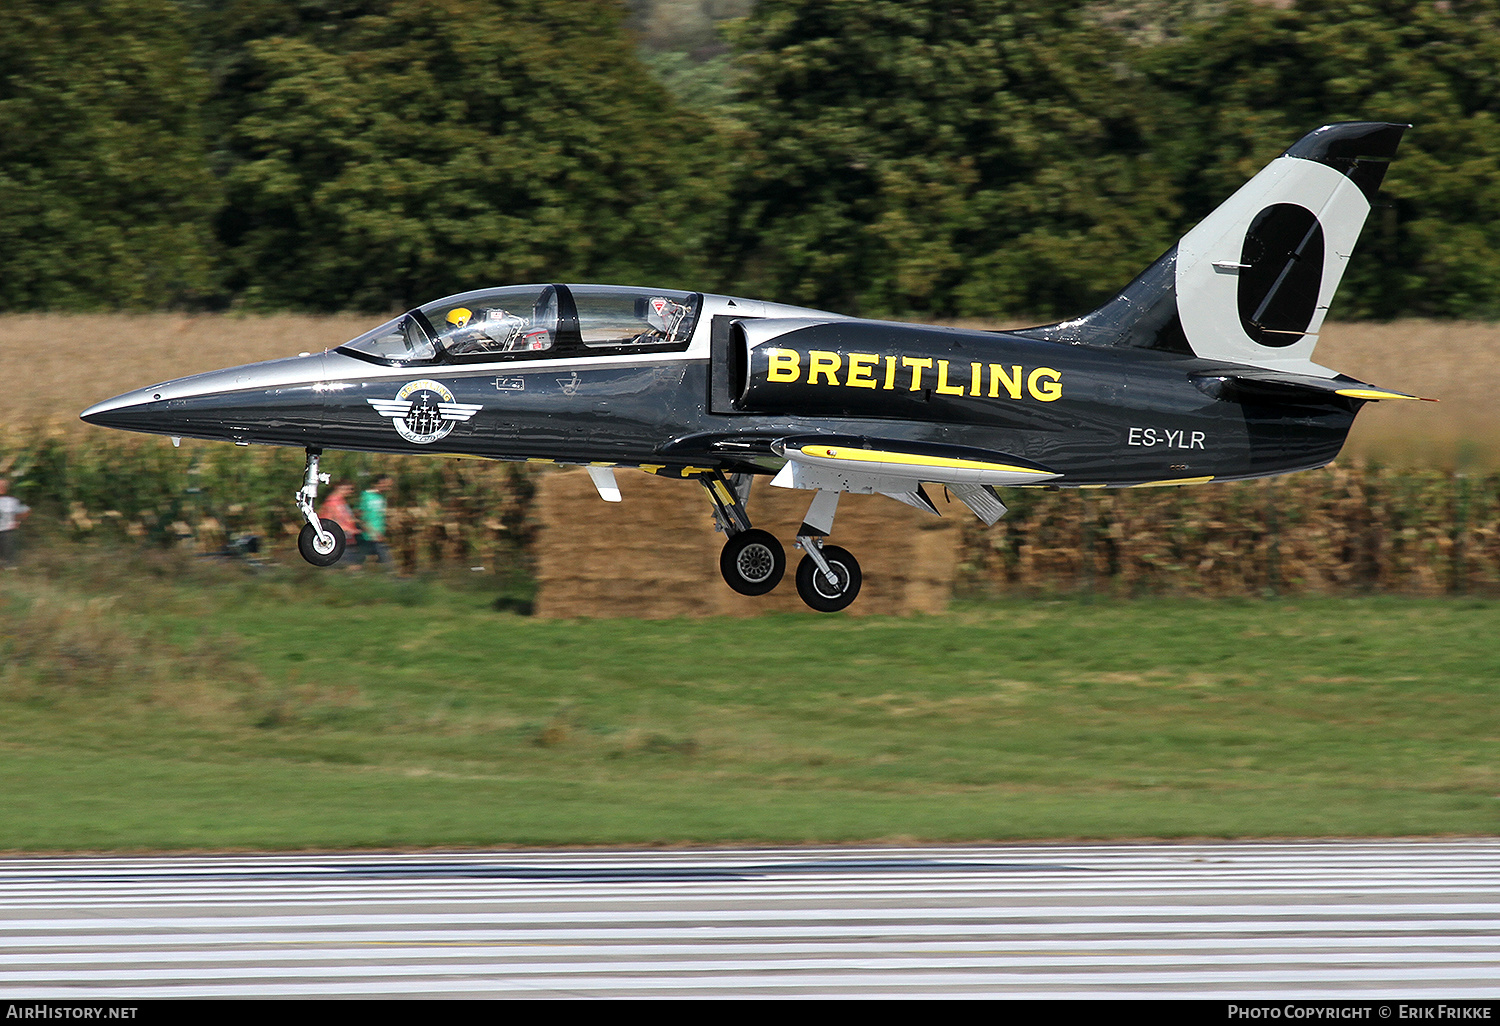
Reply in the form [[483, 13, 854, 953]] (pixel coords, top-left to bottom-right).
[[720, 529, 785, 596], [294, 448, 346, 566], [701, 473, 862, 613], [789, 487, 861, 612], [793, 542, 861, 613]]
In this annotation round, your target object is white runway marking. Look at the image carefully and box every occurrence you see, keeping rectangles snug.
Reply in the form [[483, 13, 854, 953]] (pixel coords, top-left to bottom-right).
[[0, 842, 1496, 998]]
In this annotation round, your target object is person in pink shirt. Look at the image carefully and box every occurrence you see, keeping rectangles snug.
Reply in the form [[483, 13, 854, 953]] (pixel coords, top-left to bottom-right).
[[316, 480, 358, 563]]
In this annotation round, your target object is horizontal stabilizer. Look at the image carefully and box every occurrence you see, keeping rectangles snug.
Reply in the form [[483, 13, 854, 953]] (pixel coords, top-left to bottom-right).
[[1329, 385, 1433, 402], [1192, 370, 1434, 406]]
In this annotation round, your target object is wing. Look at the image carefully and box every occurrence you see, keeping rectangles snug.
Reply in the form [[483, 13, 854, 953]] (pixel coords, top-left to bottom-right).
[[653, 431, 1054, 524], [774, 436, 1060, 487], [770, 434, 1059, 525]]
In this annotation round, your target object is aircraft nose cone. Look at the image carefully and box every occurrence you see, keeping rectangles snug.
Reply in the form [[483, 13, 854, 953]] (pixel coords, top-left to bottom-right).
[[80, 386, 163, 430], [81, 353, 333, 445]]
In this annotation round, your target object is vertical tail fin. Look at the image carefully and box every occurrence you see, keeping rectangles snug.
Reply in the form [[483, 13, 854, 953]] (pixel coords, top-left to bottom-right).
[[1016, 122, 1407, 377]]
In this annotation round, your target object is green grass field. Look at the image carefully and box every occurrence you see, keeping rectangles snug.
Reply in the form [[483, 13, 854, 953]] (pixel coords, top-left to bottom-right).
[[1, 544, 1496, 851]]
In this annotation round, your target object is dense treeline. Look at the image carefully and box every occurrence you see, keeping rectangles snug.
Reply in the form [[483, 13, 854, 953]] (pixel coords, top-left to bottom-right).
[[5, 0, 1500, 319]]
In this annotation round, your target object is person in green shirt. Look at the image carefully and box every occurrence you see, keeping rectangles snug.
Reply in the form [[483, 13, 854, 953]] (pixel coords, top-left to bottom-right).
[[355, 475, 394, 568]]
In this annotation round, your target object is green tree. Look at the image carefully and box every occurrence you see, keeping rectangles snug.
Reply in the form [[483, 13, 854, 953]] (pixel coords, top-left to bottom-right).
[[0, 0, 221, 310], [218, 0, 726, 311], [725, 0, 1180, 319], [627, 1, 753, 116], [1141, 0, 1500, 319]]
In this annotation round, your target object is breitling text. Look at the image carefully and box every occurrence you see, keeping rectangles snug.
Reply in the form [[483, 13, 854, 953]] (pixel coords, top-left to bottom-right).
[[764, 348, 1063, 401]]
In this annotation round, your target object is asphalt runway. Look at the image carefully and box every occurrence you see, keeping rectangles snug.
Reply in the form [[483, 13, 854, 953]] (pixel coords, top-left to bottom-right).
[[0, 841, 1496, 999]]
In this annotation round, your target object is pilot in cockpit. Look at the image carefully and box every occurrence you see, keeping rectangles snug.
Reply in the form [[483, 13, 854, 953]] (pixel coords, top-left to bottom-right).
[[442, 306, 552, 356], [637, 296, 688, 344]]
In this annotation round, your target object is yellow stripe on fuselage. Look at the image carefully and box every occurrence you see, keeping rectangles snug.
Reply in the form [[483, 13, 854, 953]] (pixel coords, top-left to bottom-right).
[[798, 445, 1050, 477], [1334, 387, 1424, 401], [1128, 476, 1215, 488]]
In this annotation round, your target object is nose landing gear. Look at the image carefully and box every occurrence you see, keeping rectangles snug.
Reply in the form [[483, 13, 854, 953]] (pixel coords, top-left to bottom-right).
[[294, 448, 346, 566]]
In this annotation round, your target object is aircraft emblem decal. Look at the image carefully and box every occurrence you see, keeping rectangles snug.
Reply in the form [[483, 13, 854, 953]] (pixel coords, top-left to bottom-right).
[[367, 379, 482, 445]]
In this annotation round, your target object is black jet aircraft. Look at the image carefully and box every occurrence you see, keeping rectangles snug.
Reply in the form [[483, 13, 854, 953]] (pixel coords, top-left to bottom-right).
[[83, 122, 1427, 611]]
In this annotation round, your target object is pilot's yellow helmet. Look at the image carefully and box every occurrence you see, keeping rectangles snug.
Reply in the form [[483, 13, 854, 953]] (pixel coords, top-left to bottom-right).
[[446, 307, 472, 329]]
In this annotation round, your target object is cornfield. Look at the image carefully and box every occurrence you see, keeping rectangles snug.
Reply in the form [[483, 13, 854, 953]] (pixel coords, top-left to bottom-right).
[[959, 466, 1500, 597], [0, 430, 535, 578], [2, 430, 1497, 596]]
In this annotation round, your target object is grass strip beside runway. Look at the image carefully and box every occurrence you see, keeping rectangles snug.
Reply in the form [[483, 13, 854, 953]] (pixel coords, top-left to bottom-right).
[[1, 547, 1496, 850]]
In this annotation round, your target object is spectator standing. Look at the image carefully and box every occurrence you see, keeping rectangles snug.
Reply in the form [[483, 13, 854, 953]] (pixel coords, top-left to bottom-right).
[[356, 475, 394, 568], [0, 479, 31, 568]]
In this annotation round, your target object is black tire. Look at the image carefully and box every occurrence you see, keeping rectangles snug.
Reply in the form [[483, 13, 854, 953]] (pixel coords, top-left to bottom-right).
[[795, 545, 861, 612], [720, 529, 785, 596], [298, 520, 346, 567]]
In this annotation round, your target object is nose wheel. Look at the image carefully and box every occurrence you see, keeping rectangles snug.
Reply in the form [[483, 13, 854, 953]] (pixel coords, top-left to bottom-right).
[[298, 520, 346, 566], [795, 543, 861, 612]]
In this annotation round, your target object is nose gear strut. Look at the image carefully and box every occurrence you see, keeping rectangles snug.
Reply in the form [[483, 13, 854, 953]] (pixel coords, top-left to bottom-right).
[[294, 447, 346, 566]]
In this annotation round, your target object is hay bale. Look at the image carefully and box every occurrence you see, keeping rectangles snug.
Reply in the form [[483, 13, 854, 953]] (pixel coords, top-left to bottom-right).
[[533, 468, 959, 618]]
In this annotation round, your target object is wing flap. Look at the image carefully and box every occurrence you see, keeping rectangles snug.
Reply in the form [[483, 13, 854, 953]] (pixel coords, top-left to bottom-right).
[[948, 483, 1009, 526]]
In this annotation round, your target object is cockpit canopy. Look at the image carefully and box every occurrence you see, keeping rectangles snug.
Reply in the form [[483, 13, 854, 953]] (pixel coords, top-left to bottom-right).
[[338, 284, 702, 366]]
